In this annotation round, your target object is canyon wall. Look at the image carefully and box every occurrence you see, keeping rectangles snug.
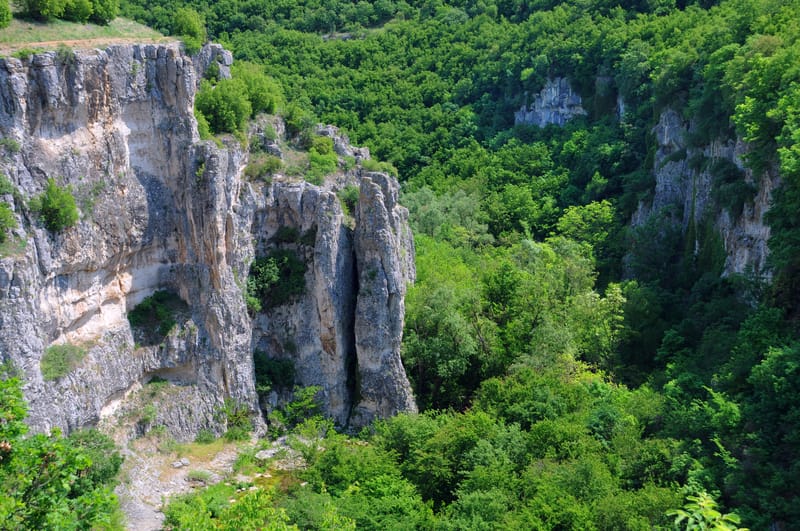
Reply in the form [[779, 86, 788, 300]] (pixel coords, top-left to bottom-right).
[[0, 43, 416, 439]]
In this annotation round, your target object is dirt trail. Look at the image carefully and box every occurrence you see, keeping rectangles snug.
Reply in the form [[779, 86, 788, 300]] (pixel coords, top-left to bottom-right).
[[115, 438, 246, 531]]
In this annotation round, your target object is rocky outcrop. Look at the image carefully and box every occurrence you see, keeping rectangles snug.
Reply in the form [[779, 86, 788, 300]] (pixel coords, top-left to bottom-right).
[[514, 77, 586, 127], [351, 173, 417, 425], [0, 43, 416, 439], [632, 108, 777, 275]]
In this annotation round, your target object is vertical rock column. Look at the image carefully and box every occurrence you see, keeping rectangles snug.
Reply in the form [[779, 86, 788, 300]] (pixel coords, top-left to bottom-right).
[[351, 173, 417, 426]]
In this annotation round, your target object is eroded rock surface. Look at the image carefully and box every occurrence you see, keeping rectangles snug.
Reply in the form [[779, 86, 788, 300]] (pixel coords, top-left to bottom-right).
[[0, 43, 416, 440]]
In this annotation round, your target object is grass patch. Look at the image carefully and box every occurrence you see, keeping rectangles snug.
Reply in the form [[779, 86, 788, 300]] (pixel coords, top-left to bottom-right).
[[0, 17, 164, 53], [0, 236, 26, 257], [41, 342, 87, 380], [244, 153, 282, 182]]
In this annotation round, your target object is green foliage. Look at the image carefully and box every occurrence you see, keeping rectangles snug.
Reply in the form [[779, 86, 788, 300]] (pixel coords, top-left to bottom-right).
[[195, 79, 252, 135], [31, 178, 79, 232], [195, 428, 216, 444], [40, 343, 87, 380], [62, 0, 93, 23], [283, 385, 322, 428], [0, 202, 16, 243], [0, 137, 20, 154], [253, 351, 295, 396], [360, 157, 398, 177], [0, 371, 122, 529], [89, 0, 118, 24], [668, 491, 748, 531], [231, 62, 284, 116], [164, 483, 298, 530], [247, 250, 306, 310], [172, 6, 204, 53], [337, 185, 359, 217], [306, 146, 338, 185], [245, 153, 283, 181], [0, 0, 11, 28], [127, 290, 184, 344], [216, 398, 252, 442]]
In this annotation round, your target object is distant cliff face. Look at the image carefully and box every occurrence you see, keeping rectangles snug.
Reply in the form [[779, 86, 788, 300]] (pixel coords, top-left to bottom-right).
[[514, 77, 586, 127], [0, 43, 416, 439], [632, 108, 776, 276]]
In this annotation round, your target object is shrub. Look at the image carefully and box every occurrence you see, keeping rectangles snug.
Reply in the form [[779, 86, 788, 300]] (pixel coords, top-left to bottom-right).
[[31, 178, 79, 232], [307, 147, 338, 185], [0, 174, 13, 195], [253, 351, 295, 396], [11, 48, 41, 60], [282, 103, 316, 139], [172, 7, 205, 53], [41, 343, 87, 380], [284, 385, 323, 427], [127, 290, 186, 345], [244, 153, 282, 181], [88, 0, 117, 24], [216, 398, 251, 441], [195, 428, 216, 444], [0, 0, 11, 29], [361, 158, 398, 177], [310, 135, 334, 155], [17, 0, 67, 19], [62, 0, 93, 23], [0, 203, 16, 243], [231, 62, 284, 116], [338, 185, 360, 216], [247, 250, 306, 310], [195, 79, 252, 135], [0, 137, 21, 153], [55, 44, 75, 65]]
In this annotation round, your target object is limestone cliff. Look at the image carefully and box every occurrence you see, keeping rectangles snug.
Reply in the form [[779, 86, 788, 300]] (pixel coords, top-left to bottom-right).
[[632, 108, 777, 276], [0, 43, 416, 439], [514, 77, 586, 127]]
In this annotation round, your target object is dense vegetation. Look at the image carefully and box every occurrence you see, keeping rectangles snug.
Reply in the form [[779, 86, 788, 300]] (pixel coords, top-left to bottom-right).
[[0, 0, 791, 527], [13, 0, 119, 24], [119, 0, 800, 527], [0, 368, 123, 528]]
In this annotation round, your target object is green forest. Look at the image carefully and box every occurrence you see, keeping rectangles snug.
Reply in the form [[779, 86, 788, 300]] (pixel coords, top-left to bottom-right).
[[3, 0, 800, 528]]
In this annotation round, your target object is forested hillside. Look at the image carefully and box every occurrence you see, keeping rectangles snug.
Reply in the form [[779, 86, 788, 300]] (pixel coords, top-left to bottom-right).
[[21, 0, 800, 528]]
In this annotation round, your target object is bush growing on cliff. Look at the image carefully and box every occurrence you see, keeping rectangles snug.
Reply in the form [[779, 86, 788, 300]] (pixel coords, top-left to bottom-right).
[[231, 62, 284, 116], [128, 290, 187, 345], [247, 250, 306, 311], [195, 79, 251, 135], [40, 343, 87, 380], [172, 7, 205, 53], [30, 178, 79, 232], [0, 203, 16, 243]]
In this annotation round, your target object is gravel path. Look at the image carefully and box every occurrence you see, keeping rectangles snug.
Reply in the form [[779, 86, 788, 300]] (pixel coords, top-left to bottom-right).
[[115, 439, 245, 531]]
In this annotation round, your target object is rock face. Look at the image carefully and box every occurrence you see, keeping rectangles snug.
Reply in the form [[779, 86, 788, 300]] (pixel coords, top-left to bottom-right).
[[514, 77, 586, 127], [0, 43, 416, 438], [632, 108, 777, 275]]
